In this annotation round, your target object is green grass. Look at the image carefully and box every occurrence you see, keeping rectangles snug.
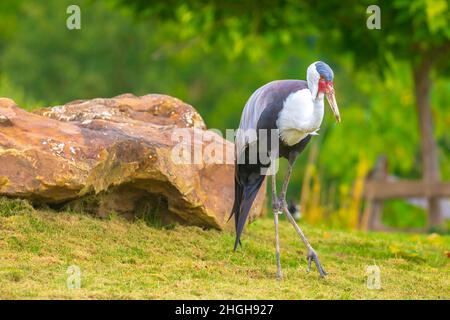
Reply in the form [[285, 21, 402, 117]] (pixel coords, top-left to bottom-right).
[[0, 201, 449, 299]]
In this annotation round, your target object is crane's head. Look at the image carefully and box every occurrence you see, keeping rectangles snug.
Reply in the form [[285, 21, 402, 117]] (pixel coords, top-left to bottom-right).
[[307, 61, 341, 123]]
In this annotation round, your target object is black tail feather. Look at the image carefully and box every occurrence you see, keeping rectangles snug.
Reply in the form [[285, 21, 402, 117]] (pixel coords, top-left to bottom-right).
[[229, 142, 268, 251], [228, 175, 242, 223], [229, 175, 244, 249], [233, 178, 265, 251]]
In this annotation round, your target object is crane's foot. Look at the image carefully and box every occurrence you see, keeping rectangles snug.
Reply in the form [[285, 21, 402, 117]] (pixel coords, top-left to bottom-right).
[[307, 248, 327, 278], [276, 269, 283, 280]]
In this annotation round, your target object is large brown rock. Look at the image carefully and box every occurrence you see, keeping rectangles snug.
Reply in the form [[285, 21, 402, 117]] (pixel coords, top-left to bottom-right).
[[0, 94, 266, 229]]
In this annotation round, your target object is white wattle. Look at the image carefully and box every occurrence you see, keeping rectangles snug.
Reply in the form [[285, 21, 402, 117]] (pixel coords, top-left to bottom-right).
[[277, 89, 324, 146]]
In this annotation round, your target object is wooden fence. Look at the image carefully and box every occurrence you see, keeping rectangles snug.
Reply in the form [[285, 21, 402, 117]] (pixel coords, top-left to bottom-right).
[[361, 156, 450, 231]]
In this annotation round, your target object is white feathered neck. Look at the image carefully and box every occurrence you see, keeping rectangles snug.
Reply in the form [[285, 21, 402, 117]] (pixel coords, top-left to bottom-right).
[[276, 63, 325, 146]]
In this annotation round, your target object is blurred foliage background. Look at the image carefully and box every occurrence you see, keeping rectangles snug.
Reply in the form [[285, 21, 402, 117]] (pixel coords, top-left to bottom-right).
[[0, 0, 448, 229]]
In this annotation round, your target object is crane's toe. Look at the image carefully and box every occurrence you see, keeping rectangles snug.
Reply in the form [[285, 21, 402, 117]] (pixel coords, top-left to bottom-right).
[[307, 249, 327, 278]]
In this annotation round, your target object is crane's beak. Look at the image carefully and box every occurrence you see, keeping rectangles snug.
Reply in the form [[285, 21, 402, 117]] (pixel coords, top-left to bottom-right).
[[325, 82, 341, 123]]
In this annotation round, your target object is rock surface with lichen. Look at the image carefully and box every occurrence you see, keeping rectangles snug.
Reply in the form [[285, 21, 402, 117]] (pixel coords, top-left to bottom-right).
[[0, 94, 266, 229]]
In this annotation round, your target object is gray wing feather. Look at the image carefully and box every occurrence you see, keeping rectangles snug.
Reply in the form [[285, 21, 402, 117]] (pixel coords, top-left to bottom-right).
[[236, 83, 270, 156]]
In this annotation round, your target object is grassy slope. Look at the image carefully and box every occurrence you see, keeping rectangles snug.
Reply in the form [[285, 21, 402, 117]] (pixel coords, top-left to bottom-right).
[[0, 206, 449, 299]]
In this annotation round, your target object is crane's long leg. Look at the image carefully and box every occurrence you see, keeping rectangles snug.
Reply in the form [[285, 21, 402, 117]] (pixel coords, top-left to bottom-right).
[[272, 173, 282, 280], [279, 157, 327, 278], [279, 156, 295, 206], [281, 206, 327, 277]]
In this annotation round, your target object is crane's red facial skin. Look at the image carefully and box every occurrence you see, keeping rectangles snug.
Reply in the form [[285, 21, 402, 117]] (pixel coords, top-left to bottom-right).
[[317, 79, 334, 96], [317, 78, 328, 96], [318, 79, 341, 123]]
